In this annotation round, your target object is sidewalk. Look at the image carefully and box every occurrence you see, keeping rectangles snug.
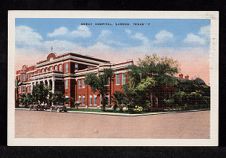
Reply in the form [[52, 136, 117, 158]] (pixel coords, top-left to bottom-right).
[[15, 108, 209, 117]]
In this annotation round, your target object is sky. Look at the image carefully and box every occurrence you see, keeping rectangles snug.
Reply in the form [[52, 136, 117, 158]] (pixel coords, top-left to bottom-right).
[[15, 18, 210, 84]]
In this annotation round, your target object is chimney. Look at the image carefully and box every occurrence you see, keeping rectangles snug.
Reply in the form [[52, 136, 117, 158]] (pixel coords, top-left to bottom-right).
[[179, 73, 183, 79], [185, 75, 189, 80]]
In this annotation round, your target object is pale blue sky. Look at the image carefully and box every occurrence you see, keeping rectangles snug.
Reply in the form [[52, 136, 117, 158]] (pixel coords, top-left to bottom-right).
[[15, 18, 211, 83], [16, 18, 210, 51]]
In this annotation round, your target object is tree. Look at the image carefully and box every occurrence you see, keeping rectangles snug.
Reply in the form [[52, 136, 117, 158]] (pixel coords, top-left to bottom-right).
[[176, 77, 210, 108], [19, 93, 34, 107], [52, 91, 65, 105], [126, 54, 179, 108], [32, 84, 49, 105], [113, 91, 127, 111], [84, 68, 114, 111], [135, 77, 156, 108]]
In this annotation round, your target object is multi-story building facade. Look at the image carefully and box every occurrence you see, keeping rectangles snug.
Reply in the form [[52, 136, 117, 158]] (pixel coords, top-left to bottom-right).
[[15, 52, 133, 107]]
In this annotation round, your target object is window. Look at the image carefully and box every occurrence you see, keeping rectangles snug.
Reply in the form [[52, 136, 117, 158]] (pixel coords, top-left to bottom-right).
[[59, 65, 63, 72], [21, 74, 26, 81], [65, 80, 68, 89], [54, 65, 58, 71], [82, 96, 85, 105], [78, 96, 81, 103], [89, 95, 93, 106], [22, 86, 26, 93], [122, 73, 126, 85], [65, 63, 69, 73], [78, 80, 81, 89], [94, 95, 97, 105], [100, 95, 102, 105], [82, 79, 85, 88], [78, 79, 85, 89], [75, 64, 78, 70], [116, 74, 120, 85]]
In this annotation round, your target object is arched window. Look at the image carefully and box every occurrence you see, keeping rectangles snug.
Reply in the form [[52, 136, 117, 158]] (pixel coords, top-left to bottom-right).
[[54, 65, 58, 71], [59, 64, 63, 72]]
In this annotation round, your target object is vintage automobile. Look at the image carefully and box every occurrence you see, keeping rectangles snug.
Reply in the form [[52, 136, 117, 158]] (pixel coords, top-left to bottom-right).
[[29, 104, 49, 111], [50, 105, 67, 112]]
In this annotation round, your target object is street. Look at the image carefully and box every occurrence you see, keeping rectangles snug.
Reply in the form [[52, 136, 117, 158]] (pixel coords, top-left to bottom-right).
[[15, 110, 210, 139]]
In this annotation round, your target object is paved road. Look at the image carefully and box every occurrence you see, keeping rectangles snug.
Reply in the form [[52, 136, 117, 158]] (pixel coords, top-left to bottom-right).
[[15, 110, 210, 139]]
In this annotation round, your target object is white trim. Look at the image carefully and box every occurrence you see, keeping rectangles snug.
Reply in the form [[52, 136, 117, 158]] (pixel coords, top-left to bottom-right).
[[76, 76, 85, 80], [36, 54, 107, 67], [114, 70, 128, 74], [31, 72, 64, 80], [64, 77, 76, 80]]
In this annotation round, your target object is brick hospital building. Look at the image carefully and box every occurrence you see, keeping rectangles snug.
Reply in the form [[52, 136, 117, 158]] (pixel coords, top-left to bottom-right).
[[15, 52, 133, 107]]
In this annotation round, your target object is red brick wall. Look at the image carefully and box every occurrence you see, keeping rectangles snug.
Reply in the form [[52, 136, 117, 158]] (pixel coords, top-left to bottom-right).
[[75, 71, 129, 107]]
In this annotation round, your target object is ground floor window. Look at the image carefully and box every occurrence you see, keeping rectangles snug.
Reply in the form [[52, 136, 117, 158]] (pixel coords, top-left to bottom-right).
[[78, 96, 81, 103], [82, 96, 85, 105], [89, 95, 92, 106], [100, 95, 102, 105], [94, 95, 97, 105]]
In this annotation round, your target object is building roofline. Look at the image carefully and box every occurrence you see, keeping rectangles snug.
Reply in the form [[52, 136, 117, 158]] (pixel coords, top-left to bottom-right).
[[37, 52, 110, 65]]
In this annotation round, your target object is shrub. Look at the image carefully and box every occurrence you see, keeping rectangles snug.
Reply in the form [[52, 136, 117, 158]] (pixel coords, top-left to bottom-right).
[[133, 105, 143, 113]]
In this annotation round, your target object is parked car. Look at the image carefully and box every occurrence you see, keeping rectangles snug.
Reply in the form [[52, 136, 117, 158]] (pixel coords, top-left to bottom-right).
[[50, 105, 67, 112], [29, 104, 48, 111]]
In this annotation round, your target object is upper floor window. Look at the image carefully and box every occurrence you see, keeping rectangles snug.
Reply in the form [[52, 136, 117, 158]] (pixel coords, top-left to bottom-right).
[[78, 80, 81, 89], [65, 80, 68, 89], [54, 65, 58, 71], [65, 63, 69, 73], [22, 86, 26, 92], [59, 65, 63, 72], [75, 64, 78, 70], [122, 73, 126, 85], [116, 74, 120, 85], [82, 79, 85, 88], [78, 79, 85, 89]]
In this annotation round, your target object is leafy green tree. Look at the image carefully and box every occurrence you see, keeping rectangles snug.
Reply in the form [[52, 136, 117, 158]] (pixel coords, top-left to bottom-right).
[[52, 91, 65, 105], [176, 77, 210, 108], [126, 54, 179, 108], [113, 91, 127, 111], [32, 84, 49, 105], [19, 93, 34, 107], [173, 91, 188, 106], [84, 68, 113, 111], [135, 77, 156, 108]]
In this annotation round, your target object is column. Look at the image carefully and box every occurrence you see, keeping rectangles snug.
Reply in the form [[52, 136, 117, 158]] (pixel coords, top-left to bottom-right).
[[47, 79, 50, 89], [52, 78, 55, 94], [31, 82, 33, 92]]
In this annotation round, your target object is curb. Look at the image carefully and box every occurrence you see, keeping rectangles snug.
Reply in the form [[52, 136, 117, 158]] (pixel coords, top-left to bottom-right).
[[15, 108, 210, 117]]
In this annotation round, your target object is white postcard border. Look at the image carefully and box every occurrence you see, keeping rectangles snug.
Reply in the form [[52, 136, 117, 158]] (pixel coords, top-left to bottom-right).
[[8, 11, 219, 146]]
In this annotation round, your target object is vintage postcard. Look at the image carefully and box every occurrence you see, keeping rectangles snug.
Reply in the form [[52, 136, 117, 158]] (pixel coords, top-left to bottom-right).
[[8, 11, 219, 146]]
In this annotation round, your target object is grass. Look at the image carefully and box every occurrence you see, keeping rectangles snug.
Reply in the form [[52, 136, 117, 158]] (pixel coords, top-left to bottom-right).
[[68, 108, 130, 113]]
